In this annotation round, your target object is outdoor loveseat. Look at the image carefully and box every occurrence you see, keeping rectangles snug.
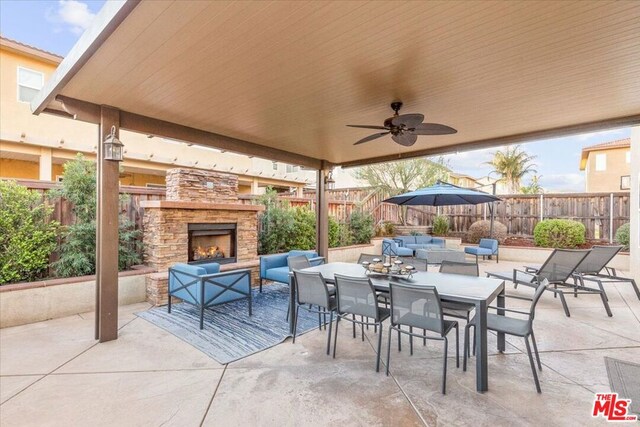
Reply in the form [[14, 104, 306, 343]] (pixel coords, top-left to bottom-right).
[[168, 262, 252, 329], [259, 250, 324, 292]]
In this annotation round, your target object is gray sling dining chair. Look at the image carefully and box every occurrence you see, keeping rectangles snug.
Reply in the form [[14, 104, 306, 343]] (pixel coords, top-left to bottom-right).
[[291, 270, 337, 355], [464, 279, 549, 393], [333, 274, 390, 372], [439, 261, 478, 355], [386, 282, 460, 394], [288, 255, 332, 328]]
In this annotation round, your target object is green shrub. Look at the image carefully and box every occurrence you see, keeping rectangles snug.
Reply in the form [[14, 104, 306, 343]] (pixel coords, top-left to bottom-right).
[[383, 222, 395, 236], [348, 210, 374, 244], [291, 207, 316, 250], [467, 220, 508, 243], [533, 219, 585, 248], [409, 230, 423, 236], [615, 223, 630, 250], [258, 192, 295, 254], [329, 217, 352, 248], [432, 215, 450, 236], [0, 180, 59, 284], [51, 154, 142, 277]]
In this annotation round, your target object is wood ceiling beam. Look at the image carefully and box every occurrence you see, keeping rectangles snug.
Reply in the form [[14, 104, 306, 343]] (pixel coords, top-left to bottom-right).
[[49, 95, 325, 170], [338, 114, 640, 168]]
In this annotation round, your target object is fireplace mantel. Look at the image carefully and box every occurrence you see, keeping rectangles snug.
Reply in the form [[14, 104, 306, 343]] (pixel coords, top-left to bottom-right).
[[140, 200, 264, 212]]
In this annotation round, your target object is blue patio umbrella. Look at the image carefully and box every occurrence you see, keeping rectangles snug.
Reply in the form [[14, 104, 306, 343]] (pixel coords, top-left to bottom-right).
[[383, 181, 502, 237], [383, 182, 501, 206]]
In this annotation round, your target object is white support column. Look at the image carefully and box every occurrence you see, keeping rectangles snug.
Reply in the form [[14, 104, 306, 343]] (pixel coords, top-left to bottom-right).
[[251, 178, 259, 195], [539, 194, 544, 222], [630, 127, 639, 280], [316, 168, 329, 259], [39, 147, 52, 181], [296, 186, 304, 198]]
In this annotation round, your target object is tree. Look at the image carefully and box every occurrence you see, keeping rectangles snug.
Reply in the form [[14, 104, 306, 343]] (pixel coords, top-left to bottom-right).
[[354, 157, 450, 224], [521, 175, 544, 194], [51, 154, 142, 277], [354, 157, 450, 196], [486, 145, 537, 194]]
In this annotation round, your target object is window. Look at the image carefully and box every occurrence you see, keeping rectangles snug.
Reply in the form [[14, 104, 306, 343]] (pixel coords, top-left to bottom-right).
[[626, 151, 631, 163], [595, 153, 606, 171], [272, 162, 278, 170], [286, 165, 299, 173], [17, 67, 44, 103], [621, 175, 630, 190]]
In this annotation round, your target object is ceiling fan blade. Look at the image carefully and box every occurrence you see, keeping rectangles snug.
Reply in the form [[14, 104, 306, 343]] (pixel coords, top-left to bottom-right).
[[392, 133, 417, 146], [411, 123, 458, 135], [391, 113, 424, 128], [347, 124, 388, 130], [354, 132, 389, 145]]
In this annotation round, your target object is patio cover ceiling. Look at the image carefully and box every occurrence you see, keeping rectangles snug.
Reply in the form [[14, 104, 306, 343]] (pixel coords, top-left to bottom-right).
[[32, 0, 640, 169]]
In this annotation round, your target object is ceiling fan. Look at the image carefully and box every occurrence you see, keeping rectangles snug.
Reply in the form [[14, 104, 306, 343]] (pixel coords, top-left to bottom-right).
[[347, 101, 457, 146]]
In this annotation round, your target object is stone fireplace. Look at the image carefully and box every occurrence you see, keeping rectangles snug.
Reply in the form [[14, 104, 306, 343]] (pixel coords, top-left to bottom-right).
[[141, 168, 264, 305]]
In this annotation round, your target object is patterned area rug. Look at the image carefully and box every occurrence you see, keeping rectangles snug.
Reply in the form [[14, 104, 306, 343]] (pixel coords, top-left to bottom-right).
[[137, 283, 326, 364], [605, 357, 640, 415]]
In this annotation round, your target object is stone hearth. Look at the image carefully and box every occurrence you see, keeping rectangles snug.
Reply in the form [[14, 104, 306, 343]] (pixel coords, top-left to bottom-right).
[[141, 169, 264, 305]]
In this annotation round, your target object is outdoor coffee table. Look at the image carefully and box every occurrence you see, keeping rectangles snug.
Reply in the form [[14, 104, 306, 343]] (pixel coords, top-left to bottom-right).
[[291, 262, 505, 393], [415, 248, 466, 264]]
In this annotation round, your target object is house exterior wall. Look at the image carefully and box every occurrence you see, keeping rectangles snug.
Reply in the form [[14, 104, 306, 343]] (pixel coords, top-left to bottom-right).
[[0, 38, 311, 192], [584, 147, 631, 193]]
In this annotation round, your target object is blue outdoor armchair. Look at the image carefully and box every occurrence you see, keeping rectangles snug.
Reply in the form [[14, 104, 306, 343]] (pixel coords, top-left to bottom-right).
[[168, 262, 252, 329], [259, 250, 324, 292], [464, 239, 499, 263], [382, 239, 414, 256]]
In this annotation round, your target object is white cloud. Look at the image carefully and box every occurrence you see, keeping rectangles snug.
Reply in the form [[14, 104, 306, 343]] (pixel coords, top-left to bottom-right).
[[47, 1, 96, 35], [541, 173, 584, 192]]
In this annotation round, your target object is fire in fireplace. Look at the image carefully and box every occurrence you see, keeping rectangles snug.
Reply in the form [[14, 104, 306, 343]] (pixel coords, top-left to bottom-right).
[[188, 223, 237, 264]]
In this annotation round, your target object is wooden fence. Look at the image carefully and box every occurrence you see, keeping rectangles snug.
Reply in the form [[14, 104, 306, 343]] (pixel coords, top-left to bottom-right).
[[17, 180, 630, 242]]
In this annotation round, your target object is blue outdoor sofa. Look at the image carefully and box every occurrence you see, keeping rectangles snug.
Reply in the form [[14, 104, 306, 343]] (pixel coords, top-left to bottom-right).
[[259, 250, 324, 292], [382, 235, 446, 256], [168, 262, 252, 329]]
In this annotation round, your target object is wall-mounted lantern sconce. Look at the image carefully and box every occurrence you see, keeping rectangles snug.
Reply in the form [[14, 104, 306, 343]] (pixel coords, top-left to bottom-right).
[[103, 126, 124, 162], [324, 170, 335, 187]]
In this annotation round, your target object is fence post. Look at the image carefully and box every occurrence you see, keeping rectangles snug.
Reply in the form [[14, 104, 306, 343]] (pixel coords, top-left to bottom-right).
[[609, 193, 614, 243], [539, 194, 544, 222]]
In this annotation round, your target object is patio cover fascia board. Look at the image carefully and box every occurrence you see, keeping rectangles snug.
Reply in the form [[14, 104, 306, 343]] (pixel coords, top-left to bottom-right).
[[340, 114, 640, 168], [49, 95, 326, 170]]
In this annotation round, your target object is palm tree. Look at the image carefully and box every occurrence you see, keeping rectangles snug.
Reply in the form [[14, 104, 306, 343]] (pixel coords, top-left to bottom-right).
[[486, 145, 537, 194]]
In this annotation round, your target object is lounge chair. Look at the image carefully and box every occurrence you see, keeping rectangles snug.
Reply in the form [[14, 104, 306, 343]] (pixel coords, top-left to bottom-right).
[[486, 249, 593, 317], [572, 245, 639, 302]]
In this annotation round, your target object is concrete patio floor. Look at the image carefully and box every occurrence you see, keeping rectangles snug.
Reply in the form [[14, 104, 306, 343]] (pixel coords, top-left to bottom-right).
[[1, 260, 639, 426]]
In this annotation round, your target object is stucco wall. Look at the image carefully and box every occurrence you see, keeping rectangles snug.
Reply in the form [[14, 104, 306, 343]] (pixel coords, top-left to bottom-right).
[[585, 146, 632, 193]]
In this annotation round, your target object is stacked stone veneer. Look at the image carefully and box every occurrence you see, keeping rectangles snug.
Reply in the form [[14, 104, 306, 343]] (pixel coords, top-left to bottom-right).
[[142, 168, 263, 305], [166, 168, 239, 203]]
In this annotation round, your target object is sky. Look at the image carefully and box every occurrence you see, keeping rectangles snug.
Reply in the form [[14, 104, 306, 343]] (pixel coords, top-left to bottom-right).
[[0, 1, 632, 193]]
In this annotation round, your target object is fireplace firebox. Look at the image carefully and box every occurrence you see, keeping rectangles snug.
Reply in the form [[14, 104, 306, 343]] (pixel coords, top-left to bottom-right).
[[188, 223, 237, 265]]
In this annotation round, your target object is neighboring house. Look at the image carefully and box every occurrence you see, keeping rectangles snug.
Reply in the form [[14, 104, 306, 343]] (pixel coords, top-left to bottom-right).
[[0, 36, 312, 195], [580, 138, 631, 192], [449, 172, 482, 189], [474, 176, 510, 195]]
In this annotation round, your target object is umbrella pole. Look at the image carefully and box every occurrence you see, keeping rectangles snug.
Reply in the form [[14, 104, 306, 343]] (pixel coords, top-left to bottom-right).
[[489, 182, 496, 239]]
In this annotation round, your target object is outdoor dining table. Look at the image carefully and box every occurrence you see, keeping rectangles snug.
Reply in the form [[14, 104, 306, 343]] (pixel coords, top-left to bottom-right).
[[290, 262, 506, 393]]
